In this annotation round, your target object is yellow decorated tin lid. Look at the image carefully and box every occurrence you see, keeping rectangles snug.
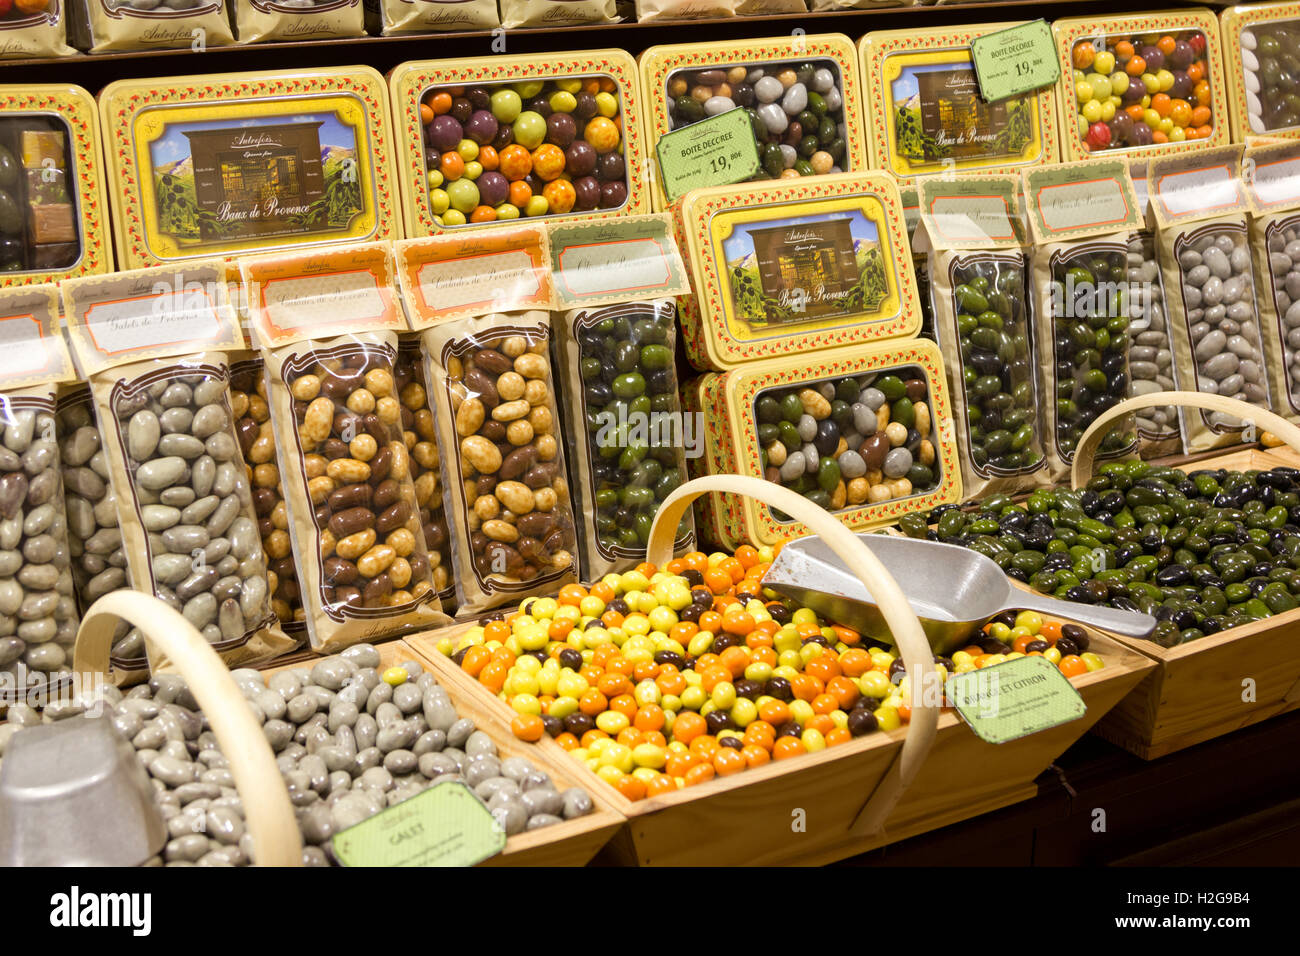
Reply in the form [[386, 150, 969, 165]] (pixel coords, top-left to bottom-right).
[[388, 51, 649, 237], [1052, 9, 1230, 162], [98, 67, 399, 270], [1221, 3, 1300, 143], [859, 23, 1061, 183], [679, 171, 921, 370], [709, 340, 961, 547], [639, 34, 869, 213], [0, 84, 112, 287]]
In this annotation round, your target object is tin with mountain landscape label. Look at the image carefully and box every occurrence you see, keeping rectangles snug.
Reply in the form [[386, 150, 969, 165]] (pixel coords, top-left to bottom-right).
[[99, 67, 399, 270], [859, 24, 1060, 183], [679, 171, 920, 370]]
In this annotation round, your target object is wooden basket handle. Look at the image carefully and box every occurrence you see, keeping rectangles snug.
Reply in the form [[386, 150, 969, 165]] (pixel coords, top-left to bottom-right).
[[1071, 390, 1300, 490], [647, 475, 938, 838], [74, 591, 302, 867]]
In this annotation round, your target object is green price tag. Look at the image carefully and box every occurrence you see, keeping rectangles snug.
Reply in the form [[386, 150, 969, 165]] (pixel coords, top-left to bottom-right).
[[656, 108, 762, 204], [945, 655, 1086, 745], [332, 780, 506, 867], [970, 20, 1061, 104]]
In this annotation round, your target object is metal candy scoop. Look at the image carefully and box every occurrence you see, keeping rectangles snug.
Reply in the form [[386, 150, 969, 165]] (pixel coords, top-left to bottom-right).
[[0, 716, 166, 866], [763, 533, 1157, 655]]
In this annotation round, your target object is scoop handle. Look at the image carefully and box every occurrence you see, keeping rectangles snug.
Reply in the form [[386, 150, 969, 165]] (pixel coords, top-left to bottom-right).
[[74, 590, 302, 867], [646, 474, 937, 839], [1071, 390, 1300, 489], [1004, 587, 1158, 639]]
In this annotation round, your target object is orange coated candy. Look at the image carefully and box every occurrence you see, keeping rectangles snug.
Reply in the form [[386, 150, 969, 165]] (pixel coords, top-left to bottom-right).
[[542, 179, 576, 215], [511, 713, 545, 742], [772, 737, 806, 761]]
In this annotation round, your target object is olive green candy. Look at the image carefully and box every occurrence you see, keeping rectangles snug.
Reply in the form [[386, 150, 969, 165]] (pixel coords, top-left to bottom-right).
[[890, 397, 914, 429], [780, 392, 804, 423], [899, 513, 929, 538], [907, 464, 932, 487], [675, 96, 705, 122], [612, 372, 645, 398], [816, 457, 840, 493], [805, 489, 831, 510], [640, 344, 671, 370], [875, 375, 905, 401], [756, 396, 781, 424], [762, 142, 784, 178], [955, 285, 989, 314]]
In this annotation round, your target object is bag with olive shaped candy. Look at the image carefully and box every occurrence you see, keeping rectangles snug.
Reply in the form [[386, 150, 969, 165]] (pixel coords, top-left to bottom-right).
[[391, 334, 455, 612], [914, 176, 1048, 501], [1150, 145, 1272, 453], [56, 382, 141, 680], [0, 0, 76, 58], [736, 0, 802, 14], [1243, 140, 1300, 426], [366, 0, 497, 35], [233, 0, 363, 43], [549, 215, 696, 578], [227, 352, 308, 646], [421, 315, 579, 613], [1120, 164, 1182, 459], [0, 285, 81, 700], [1022, 160, 1143, 481], [635, 0, 734, 23], [241, 242, 448, 652], [395, 228, 577, 613], [499, 0, 615, 29], [62, 263, 294, 679], [74, 0, 234, 53]]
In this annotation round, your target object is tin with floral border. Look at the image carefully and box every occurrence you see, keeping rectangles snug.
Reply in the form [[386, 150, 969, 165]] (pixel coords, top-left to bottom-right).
[[99, 67, 400, 270], [1052, 10, 1230, 162], [639, 34, 869, 213], [1221, 3, 1300, 142], [388, 51, 649, 237], [0, 84, 111, 286], [859, 23, 1061, 183], [679, 171, 920, 370], [696, 340, 961, 547]]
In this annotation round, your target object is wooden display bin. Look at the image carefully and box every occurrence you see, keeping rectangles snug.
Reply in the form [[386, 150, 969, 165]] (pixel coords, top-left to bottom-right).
[[264, 640, 627, 867], [401, 476, 1156, 867], [1081, 434, 1300, 759], [406, 626, 1153, 866]]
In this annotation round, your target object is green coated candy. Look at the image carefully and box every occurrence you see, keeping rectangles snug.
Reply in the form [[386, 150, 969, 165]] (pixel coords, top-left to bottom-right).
[[816, 457, 840, 493], [876, 375, 905, 401], [956, 285, 989, 314], [890, 397, 914, 429], [612, 372, 645, 398]]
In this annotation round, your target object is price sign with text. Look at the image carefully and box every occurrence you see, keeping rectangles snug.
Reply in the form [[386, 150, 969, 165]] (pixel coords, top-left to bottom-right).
[[970, 20, 1061, 104], [656, 108, 762, 204]]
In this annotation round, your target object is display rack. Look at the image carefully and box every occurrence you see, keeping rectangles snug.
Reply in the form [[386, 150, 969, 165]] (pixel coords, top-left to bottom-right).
[[2, 0, 1192, 86]]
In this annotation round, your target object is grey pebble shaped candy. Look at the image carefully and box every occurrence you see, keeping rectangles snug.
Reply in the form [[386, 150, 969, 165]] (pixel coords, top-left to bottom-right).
[[0, 645, 593, 866], [1180, 229, 1270, 411]]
